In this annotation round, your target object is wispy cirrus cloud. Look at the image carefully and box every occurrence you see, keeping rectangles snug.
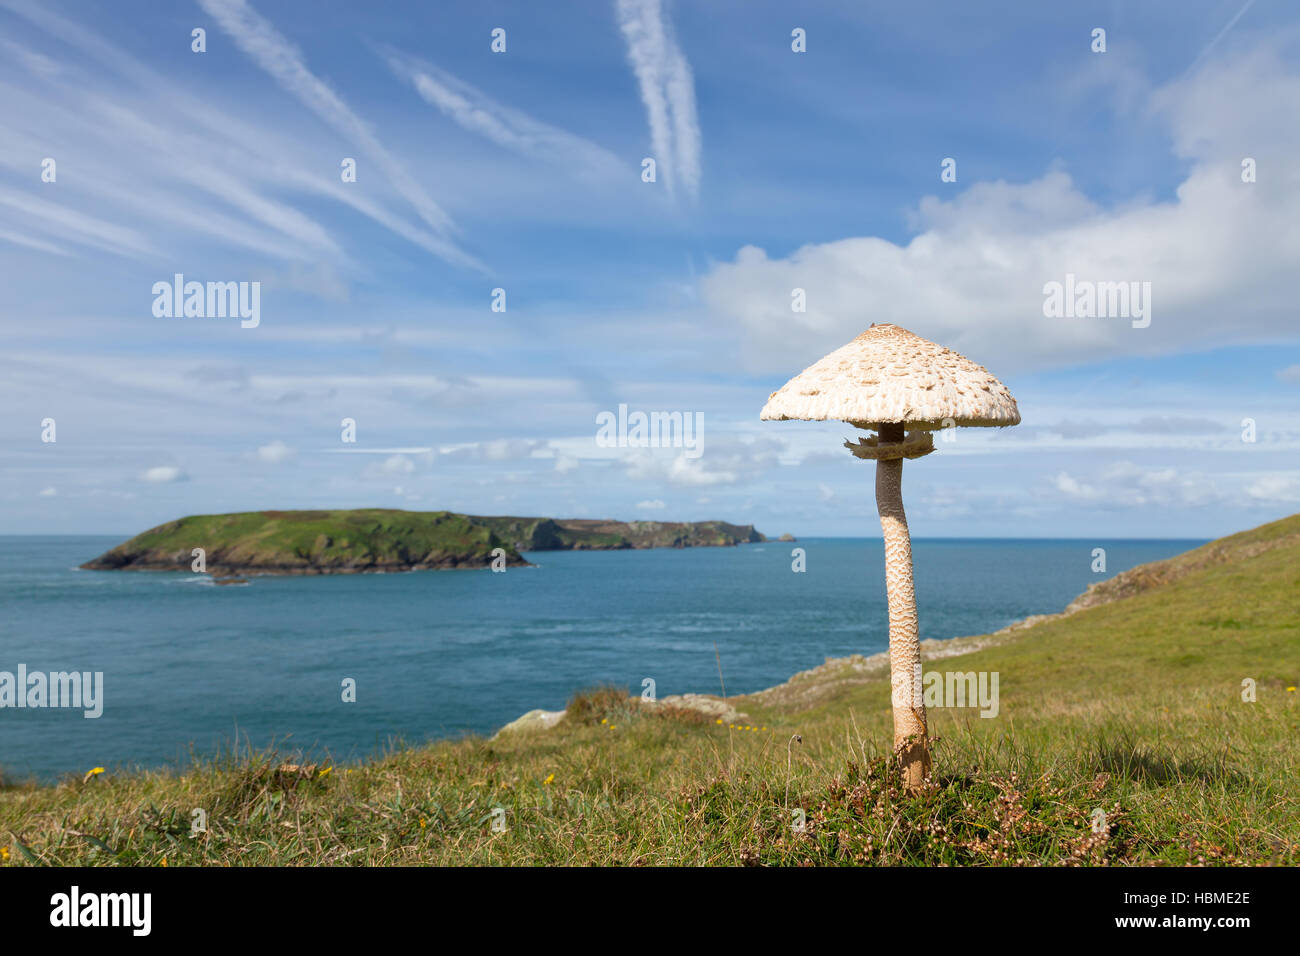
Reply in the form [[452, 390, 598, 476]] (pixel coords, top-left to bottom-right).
[[196, 0, 483, 270], [0, 36, 57, 77], [614, 0, 701, 201], [0, 81, 322, 262], [383, 48, 625, 181], [0, 184, 153, 257], [0, 0, 476, 271], [0, 226, 67, 256]]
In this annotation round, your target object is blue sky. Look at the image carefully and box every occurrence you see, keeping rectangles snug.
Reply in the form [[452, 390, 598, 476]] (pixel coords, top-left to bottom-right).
[[2, 0, 1298, 538]]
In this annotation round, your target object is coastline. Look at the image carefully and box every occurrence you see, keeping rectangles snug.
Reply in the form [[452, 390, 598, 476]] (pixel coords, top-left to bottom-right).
[[493, 526, 1257, 734], [495, 607, 1054, 737]]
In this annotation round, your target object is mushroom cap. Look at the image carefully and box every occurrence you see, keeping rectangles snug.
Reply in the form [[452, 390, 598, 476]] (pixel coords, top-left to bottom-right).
[[759, 324, 1020, 431]]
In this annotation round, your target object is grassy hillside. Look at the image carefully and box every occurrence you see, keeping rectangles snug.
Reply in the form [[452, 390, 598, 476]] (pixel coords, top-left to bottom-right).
[[11, 514, 1298, 866], [80, 509, 527, 575]]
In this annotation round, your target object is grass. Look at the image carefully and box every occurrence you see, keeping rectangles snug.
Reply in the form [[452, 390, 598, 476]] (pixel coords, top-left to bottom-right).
[[3, 515, 1298, 866]]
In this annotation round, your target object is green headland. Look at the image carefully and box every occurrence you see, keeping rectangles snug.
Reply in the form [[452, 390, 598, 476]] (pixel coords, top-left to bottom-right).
[[78, 509, 766, 576]]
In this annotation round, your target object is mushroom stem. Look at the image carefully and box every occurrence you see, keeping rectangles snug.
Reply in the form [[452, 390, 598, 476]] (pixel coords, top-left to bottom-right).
[[875, 422, 930, 792]]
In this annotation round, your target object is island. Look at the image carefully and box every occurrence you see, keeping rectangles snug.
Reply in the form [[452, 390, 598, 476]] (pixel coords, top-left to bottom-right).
[[473, 516, 764, 552], [80, 509, 767, 576]]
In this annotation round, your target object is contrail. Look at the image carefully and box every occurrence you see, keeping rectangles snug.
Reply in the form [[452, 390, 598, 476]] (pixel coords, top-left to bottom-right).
[[1183, 0, 1257, 78], [615, 0, 701, 201], [197, 0, 484, 271]]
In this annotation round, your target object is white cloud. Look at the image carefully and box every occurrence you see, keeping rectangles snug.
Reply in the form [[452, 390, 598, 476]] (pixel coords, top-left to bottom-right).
[[918, 487, 976, 519], [700, 41, 1300, 373], [196, 0, 481, 269], [141, 466, 187, 483], [615, 0, 701, 200], [0, 227, 68, 256], [634, 498, 666, 510], [0, 185, 153, 257], [0, 0, 470, 268], [256, 440, 295, 463], [384, 49, 624, 180], [625, 451, 732, 486], [38, 486, 56, 497], [0, 36, 59, 78], [622, 436, 783, 487], [1053, 471, 1101, 501], [1052, 462, 1221, 508], [1277, 364, 1300, 384], [482, 439, 533, 462], [364, 454, 416, 477], [1245, 474, 1300, 503], [439, 438, 551, 462]]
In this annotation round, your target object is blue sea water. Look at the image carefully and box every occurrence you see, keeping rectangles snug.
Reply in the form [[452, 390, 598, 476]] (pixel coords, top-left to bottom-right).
[[0, 535, 1202, 781]]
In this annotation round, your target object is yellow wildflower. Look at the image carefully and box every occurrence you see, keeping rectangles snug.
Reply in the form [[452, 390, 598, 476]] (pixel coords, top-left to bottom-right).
[[543, 773, 555, 785], [82, 767, 105, 784]]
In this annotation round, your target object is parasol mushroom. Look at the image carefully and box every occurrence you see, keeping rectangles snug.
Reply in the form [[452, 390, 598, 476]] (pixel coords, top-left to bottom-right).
[[760, 324, 1020, 791]]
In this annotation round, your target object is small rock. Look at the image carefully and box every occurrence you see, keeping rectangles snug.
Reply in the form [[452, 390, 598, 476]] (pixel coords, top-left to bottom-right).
[[649, 693, 747, 723], [492, 708, 565, 738]]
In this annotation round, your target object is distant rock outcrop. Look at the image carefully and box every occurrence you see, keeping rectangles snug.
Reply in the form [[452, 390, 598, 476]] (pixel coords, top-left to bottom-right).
[[475, 516, 765, 552]]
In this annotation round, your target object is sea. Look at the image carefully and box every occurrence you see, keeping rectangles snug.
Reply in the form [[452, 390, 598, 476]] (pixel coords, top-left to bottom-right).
[[0, 535, 1203, 782]]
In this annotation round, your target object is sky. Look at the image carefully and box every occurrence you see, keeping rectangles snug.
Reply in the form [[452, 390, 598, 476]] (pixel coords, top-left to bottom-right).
[[1, 0, 1298, 538]]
